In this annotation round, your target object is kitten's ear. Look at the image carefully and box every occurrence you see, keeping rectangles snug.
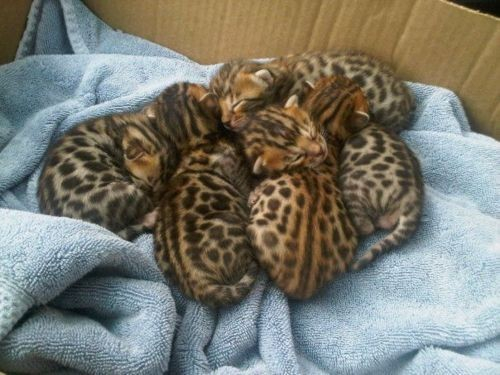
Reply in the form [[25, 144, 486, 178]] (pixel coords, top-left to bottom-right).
[[142, 104, 156, 120], [251, 69, 274, 88], [252, 156, 265, 174], [302, 80, 316, 97], [284, 94, 299, 109], [122, 129, 149, 160], [199, 91, 221, 119], [349, 89, 370, 132], [349, 111, 370, 132]]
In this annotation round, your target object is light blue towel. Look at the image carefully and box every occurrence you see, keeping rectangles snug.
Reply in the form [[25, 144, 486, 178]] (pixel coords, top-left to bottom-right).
[[0, 0, 499, 374]]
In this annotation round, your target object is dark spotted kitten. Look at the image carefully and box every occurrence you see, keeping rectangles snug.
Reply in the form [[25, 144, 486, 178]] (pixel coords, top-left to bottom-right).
[[154, 138, 258, 307], [38, 112, 176, 240], [339, 124, 423, 271], [38, 83, 219, 240], [246, 78, 368, 299], [210, 50, 413, 132], [233, 95, 328, 175]]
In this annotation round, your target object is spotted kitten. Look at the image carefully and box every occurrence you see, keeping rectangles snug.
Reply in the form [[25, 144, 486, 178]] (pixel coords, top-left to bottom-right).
[[233, 95, 328, 175], [339, 124, 424, 271], [154, 138, 258, 307], [210, 50, 413, 132], [38, 112, 175, 240], [246, 78, 368, 299]]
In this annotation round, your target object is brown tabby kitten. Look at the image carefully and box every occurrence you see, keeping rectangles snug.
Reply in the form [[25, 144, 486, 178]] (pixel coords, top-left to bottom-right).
[[209, 59, 292, 125], [233, 95, 328, 176], [246, 78, 368, 299], [151, 82, 221, 152], [303, 75, 370, 148], [209, 50, 413, 132], [135, 82, 221, 199], [339, 124, 424, 271], [38, 112, 176, 240], [154, 138, 258, 307]]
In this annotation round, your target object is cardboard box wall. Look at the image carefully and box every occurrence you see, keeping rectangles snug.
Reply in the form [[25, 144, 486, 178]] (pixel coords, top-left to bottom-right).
[[1, 0, 499, 139]]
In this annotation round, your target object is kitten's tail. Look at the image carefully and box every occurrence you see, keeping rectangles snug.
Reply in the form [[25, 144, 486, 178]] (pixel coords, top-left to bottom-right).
[[350, 202, 421, 271], [198, 260, 259, 308]]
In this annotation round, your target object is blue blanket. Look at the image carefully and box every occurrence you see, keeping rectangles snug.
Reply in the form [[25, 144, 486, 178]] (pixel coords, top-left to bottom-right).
[[0, 0, 499, 373]]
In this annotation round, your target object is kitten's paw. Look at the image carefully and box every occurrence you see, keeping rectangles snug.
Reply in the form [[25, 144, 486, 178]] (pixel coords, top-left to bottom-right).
[[354, 219, 375, 236], [142, 209, 158, 229], [377, 213, 399, 230], [248, 191, 259, 207], [248, 183, 268, 207]]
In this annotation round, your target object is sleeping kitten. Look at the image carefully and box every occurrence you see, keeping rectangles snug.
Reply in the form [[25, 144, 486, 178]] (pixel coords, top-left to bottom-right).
[[232, 95, 328, 175], [339, 124, 424, 270], [38, 112, 175, 240], [154, 138, 258, 307]]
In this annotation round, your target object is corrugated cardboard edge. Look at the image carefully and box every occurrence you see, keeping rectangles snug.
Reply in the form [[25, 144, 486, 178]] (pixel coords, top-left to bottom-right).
[[83, 0, 499, 139]]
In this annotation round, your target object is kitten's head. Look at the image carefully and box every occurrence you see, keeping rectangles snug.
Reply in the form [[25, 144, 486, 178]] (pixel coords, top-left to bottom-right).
[[303, 76, 370, 144], [121, 115, 177, 188], [236, 95, 328, 175], [153, 82, 221, 148], [209, 61, 292, 130]]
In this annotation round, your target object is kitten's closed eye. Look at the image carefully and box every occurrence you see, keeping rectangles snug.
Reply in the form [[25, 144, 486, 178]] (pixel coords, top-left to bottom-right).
[[125, 146, 146, 160]]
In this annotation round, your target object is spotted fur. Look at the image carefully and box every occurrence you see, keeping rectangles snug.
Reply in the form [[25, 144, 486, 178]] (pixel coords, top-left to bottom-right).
[[339, 124, 424, 270], [154, 138, 258, 307], [247, 146, 356, 299], [38, 112, 176, 240], [209, 50, 413, 132]]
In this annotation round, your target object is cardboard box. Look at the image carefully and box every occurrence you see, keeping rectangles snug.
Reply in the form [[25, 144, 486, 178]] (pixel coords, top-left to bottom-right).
[[1, 0, 499, 139]]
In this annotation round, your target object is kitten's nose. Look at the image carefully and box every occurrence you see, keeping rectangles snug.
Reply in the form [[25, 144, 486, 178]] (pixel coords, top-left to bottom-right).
[[307, 143, 323, 157], [221, 112, 232, 124]]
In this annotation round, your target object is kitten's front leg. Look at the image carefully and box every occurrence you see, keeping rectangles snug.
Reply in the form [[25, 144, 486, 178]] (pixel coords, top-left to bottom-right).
[[248, 181, 270, 207], [141, 208, 159, 229]]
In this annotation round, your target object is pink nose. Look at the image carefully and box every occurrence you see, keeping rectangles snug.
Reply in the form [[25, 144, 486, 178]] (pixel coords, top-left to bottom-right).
[[307, 143, 323, 157]]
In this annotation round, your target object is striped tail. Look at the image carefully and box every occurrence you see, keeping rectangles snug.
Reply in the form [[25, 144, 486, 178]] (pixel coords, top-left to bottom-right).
[[198, 260, 259, 307], [117, 223, 152, 241], [350, 205, 421, 271]]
